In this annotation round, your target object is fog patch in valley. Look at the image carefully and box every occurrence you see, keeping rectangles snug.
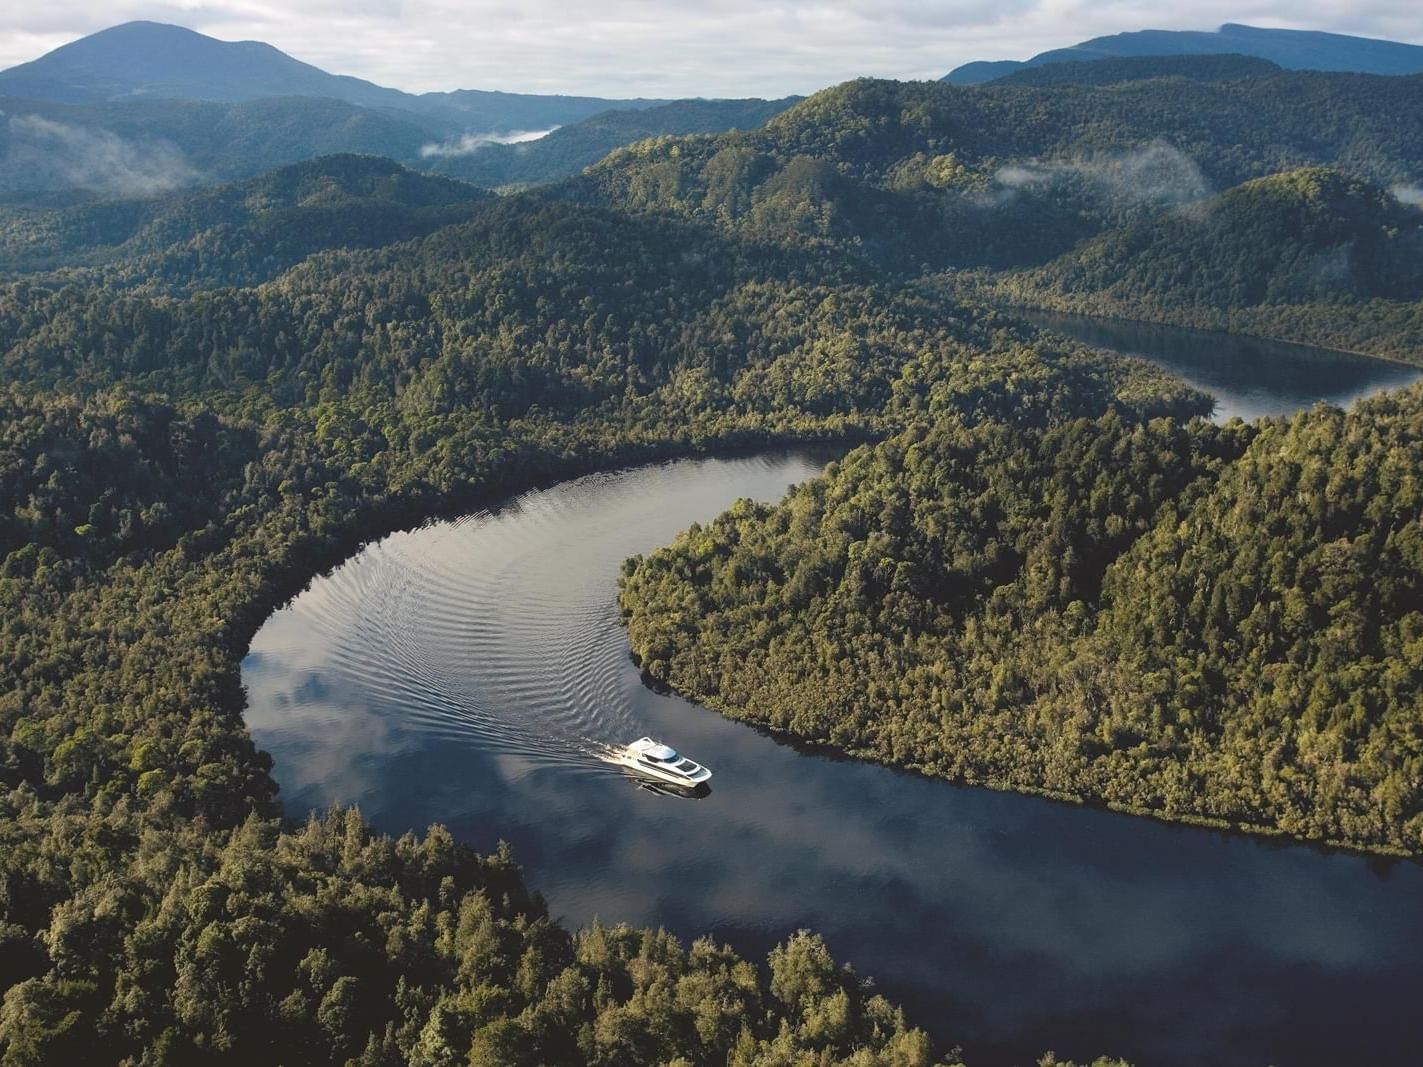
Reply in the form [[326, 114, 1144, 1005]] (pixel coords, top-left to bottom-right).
[[985, 141, 1213, 212], [2, 112, 200, 195], [419, 126, 559, 158]]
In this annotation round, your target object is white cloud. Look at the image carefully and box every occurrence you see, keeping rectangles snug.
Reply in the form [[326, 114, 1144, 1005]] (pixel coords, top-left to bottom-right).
[[0, 2, 1421, 98]]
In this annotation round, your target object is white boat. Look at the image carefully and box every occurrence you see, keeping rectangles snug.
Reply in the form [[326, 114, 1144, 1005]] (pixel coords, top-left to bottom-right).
[[616, 736, 712, 787]]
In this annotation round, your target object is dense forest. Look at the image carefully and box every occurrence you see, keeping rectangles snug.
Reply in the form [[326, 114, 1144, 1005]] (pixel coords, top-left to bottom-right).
[[576, 73, 1423, 270], [0, 120, 1197, 1059], [4, 52, 1423, 1063]]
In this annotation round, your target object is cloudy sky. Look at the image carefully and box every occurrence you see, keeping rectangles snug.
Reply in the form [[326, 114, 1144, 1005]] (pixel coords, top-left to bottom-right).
[[3, 1, 1423, 98]]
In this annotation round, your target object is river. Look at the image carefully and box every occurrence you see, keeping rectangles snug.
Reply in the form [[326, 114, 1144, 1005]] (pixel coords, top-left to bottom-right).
[[242, 322, 1423, 1067]]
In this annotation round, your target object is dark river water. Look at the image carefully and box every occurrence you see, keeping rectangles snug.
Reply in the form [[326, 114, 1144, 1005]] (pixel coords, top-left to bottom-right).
[[1022, 310, 1423, 422], [243, 324, 1423, 1067]]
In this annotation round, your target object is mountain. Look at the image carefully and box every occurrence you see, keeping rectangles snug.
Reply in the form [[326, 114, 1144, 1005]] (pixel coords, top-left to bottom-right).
[[946, 23, 1423, 84], [988, 53, 1282, 87], [0, 21, 409, 109], [425, 97, 799, 189], [578, 73, 1423, 270], [0, 21, 671, 131], [0, 154, 492, 288]]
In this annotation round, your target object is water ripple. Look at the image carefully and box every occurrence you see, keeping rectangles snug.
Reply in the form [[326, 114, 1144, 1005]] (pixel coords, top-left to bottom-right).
[[247, 452, 828, 771]]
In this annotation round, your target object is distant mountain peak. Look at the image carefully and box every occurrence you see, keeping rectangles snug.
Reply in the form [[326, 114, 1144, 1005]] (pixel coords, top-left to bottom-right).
[[0, 21, 673, 128], [945, 22, 1423, 85], [0, 20, 391, 107]]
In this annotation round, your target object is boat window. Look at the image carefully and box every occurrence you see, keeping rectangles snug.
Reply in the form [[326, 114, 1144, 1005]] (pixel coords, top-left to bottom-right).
[[675, 759, 697, 772]]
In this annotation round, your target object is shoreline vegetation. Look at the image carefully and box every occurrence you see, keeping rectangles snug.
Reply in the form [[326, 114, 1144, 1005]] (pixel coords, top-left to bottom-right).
[[961, 286, 1423, 368], [953, 290, 1423, 371]]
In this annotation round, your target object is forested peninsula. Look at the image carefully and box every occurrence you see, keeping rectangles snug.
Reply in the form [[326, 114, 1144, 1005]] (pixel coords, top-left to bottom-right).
[[620, 391, 1423, 853]]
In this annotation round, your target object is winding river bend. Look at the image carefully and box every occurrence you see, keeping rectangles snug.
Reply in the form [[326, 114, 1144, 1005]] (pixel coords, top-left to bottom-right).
[[243, 325, 1423, 1067]]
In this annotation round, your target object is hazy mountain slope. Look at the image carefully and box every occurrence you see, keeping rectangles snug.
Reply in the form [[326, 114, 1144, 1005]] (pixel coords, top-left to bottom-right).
[[947, 22, 1423, 84], [427, 97, 799, 188], [0, 95, 446, 197], [0, 92, 796, 203], [989, 53, 1281, 87], [0, 154, 492, 288]]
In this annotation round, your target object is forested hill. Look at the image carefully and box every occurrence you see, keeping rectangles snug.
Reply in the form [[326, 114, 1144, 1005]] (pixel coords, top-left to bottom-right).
[[425, 97, 798, 190], [620, 386, 1423, 855], [981, 167, 1423, 360], [0, 155, 492, 288], [577, 73, 1423, 270], [995, 168, 1423, 305]]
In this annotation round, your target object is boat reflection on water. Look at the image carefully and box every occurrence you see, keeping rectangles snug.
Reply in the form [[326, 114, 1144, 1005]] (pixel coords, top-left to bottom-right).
[[623, 773, 711, 800]]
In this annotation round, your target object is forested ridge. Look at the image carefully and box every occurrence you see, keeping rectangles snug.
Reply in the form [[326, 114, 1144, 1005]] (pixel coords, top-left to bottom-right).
[[575, 73, 1423, 270], [985, 53, 1284, 88], [425, 98, 797, 191], [3, 56, 1423, 1064]]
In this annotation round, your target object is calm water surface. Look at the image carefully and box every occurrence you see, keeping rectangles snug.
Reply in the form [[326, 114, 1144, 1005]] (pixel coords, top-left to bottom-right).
[[244, 327, 1423, 1067], [1023, 309, 1423, 422]]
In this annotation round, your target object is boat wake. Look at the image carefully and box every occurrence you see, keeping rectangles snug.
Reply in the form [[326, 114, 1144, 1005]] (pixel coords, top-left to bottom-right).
[[245, 454, 826, 786], [251, 490, 653, 772]]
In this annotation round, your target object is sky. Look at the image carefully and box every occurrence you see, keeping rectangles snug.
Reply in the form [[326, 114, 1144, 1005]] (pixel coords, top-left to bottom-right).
[[3, 1, 1423, 98]]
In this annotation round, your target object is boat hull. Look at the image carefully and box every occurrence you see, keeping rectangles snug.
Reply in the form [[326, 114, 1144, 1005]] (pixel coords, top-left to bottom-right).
[[607, 751, 712, 788]]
